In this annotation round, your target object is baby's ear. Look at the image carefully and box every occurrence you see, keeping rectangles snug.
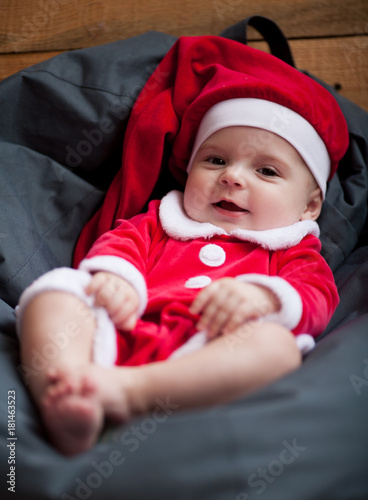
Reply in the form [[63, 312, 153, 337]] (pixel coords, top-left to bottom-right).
[[300, 187, 323, 221]]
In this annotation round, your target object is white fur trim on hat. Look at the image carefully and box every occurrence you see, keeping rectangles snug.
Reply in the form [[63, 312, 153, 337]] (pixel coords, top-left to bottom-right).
[[186, 98, 331, 198]]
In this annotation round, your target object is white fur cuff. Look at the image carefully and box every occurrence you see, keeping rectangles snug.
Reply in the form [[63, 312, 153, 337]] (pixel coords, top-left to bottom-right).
[[79, 255, 147, 317], [16, 268, 117, 367], [236, 274, 303, 331]]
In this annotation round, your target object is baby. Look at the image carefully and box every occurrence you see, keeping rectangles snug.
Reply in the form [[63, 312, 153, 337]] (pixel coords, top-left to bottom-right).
[[16, 37, 349, 455]]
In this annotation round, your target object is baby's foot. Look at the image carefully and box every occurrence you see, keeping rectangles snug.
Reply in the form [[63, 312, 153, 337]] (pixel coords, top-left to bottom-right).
[[41, 368, 104, 456], [78, 364, 136, 423]]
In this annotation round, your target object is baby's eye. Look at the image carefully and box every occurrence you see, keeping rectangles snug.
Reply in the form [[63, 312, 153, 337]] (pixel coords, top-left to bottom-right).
[[258, 167, 279, 177], [206, 156, 226, 166]]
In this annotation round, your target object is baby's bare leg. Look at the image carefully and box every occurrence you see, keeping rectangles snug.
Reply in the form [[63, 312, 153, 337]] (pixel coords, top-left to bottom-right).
[[86, 321, 301, 422], [20, 291, 102, 455], [130, 321, 302, 413], [20, 291, 95, 399]]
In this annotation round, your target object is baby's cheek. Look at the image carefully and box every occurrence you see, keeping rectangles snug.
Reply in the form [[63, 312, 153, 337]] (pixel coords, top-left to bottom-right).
[[183, 188, 208, 215]]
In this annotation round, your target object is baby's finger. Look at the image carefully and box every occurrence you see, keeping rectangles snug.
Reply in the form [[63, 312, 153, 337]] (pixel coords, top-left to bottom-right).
[[109, 298, 139, 330], [92, 285, 115, 308], [204, 292, 248, 336], [204, 308, 232, 339], [115, 313, 138, 331], [189, 289, 212, 315], [221, 299, 265, 335], [195, 300, 217, 331], [190, 281, 225, 315], [85, 273, 107, 296], [197, 295, 233, 337], [221, 310, 250, 335]]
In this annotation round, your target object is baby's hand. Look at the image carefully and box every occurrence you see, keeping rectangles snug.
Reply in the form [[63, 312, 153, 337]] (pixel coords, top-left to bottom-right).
[[189, 278, 280, 339], [86, 272, 140, 331]]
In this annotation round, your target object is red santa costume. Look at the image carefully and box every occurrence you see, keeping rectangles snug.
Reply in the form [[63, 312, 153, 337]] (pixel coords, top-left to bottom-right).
[[16, 36, 349, 367]]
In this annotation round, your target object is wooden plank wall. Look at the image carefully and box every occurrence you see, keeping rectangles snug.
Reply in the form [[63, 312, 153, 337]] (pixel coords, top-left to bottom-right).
[[0, 0, 367, 110]]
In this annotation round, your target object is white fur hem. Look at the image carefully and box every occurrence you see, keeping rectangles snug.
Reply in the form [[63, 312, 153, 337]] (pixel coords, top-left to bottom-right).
[[79, 255, 147, 317], [236, 274, 303, 331], [16, 268, 117, 367], [169, 331, 207, 359], [295, 334, 315, 355], [168, 329, 314, 359]]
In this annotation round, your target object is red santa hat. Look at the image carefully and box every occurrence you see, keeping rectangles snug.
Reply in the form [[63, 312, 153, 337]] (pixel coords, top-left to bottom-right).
[[74, 36, 349, 265], [186, 97, 331, 198]]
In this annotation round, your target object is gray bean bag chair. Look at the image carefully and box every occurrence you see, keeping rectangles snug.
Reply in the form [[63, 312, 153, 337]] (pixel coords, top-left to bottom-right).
[[1, 18, 367, 500]]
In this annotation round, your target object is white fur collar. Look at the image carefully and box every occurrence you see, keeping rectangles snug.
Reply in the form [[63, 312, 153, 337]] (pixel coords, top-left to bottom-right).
[[159, 190, 320, 251]]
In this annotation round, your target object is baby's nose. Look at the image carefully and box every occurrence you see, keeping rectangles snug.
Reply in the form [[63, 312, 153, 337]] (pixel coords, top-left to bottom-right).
[[219, 166, 246, 187]]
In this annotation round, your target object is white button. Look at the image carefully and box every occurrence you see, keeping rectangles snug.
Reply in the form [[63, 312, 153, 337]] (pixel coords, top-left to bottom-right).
[[199, 244, 226, 267], [185, 276, 212, 289]]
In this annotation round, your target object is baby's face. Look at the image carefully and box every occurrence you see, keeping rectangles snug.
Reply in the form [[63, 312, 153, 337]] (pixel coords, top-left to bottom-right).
[[183, 126, 322, 232]]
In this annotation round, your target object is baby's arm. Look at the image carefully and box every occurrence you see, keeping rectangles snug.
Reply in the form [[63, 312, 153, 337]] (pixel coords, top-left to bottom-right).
[[86, 271, 140, 331], [190, 278, 280, 339]]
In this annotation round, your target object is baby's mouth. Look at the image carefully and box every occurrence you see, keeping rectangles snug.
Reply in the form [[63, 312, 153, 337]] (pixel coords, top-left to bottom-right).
[[214, 200, 249, 213]]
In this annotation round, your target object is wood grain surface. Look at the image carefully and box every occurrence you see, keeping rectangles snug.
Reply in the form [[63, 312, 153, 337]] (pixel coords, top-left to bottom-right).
[[0, 0, 367, 109]]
